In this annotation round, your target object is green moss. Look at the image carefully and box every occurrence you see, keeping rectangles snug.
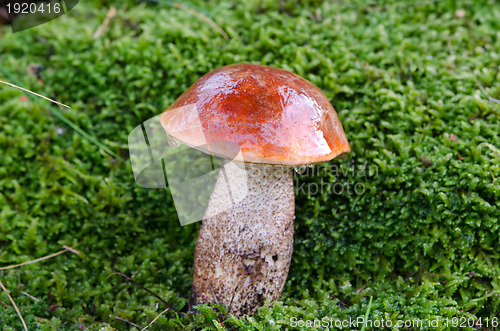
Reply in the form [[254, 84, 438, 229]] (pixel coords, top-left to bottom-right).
[[0, 0, 499, 329]]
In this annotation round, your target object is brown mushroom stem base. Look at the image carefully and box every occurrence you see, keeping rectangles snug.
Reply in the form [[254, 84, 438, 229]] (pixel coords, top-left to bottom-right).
[[189, 163, 294, 316]]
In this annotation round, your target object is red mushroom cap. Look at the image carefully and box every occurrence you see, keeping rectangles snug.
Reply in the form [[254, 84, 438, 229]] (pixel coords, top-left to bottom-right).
[[160, 64, 350, 165]]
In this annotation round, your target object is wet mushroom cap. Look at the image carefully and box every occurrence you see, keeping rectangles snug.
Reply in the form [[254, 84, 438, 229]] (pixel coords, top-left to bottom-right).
[[161, 63, 350, 165]]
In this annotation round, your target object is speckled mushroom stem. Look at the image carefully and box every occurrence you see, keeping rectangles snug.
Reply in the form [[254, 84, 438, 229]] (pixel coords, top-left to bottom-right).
[[189, 163, 294, 316]]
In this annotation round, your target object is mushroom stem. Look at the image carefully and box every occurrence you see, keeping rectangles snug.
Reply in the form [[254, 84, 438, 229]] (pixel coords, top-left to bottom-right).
[[189, 162, 294, 316]]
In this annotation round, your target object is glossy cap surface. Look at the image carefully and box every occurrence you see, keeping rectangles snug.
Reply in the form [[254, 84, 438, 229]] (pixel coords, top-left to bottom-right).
[[161, 64, 350, 165]]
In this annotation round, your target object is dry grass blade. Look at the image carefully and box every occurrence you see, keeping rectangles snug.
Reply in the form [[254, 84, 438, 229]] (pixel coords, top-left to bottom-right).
[[0, 72, 124, 161], [0, 279, 28, 331], [356, 284, 366, 293], [0, 299, 10, 308], [111, 267, 183, 317], [114, 316, 142, 329], [0, 246, 80, 271], [173, 2, 229, 40], [224, 285, 238, 320], [62, 245, 81, 256], [20, 291, 40, 302], [0, 80, 71, 108], [93, 6, 117, 38], [447, 38, 454, 58], [475, 78, 500, 104], [141, 308, 170, 330]]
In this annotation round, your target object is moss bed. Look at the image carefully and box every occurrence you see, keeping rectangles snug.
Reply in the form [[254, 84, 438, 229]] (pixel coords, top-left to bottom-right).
[[0, 0, 499, 329]]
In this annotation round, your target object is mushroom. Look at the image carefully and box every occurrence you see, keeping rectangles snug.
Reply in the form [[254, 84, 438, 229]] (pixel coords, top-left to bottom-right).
[[160, 64, 350, 316]]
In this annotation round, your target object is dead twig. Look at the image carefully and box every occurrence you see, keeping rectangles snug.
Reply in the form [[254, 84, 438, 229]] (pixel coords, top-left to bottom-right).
[[0, 80, 71, 108], [111, 267, 184, 317], [0, 279, 28, 331], [0, 246, 80, 271], [93, 6, 117, 38], [141, 308, 170, 330], [113, 316, 142, 329], [173, 2, 229, 40]]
